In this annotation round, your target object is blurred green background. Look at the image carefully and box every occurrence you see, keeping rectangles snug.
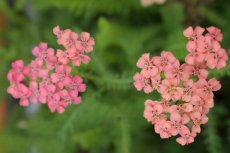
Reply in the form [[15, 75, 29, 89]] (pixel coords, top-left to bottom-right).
[[0, 0, 230, 153]]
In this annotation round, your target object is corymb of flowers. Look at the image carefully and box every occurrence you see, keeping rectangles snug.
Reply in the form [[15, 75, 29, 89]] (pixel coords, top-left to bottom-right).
[[7, 26, 95, 114], [133, 26, 228, 145]]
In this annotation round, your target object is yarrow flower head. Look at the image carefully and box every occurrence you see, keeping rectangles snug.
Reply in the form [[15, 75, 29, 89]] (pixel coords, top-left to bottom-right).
[[7, 26, 95, 114], [140, 0, 166, 7], [133, 26, 228, 145]]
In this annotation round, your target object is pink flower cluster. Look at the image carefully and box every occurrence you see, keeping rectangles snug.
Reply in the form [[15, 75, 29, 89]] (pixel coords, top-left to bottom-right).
[[7, 26, 95, 114], [133, 26, 228, 145], [141, 0, 166, 7]]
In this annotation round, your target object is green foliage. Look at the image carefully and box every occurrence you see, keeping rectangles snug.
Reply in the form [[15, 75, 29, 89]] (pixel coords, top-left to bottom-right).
[[1, 0, 230, 153], [161, 3, 187, 60], [29, 0, 141, 14], [203, 105, 228, 153]]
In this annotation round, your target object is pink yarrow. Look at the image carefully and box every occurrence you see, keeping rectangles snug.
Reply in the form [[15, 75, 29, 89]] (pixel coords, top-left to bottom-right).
[[7, 26, 95, 114], [134, 26, 228, 145]]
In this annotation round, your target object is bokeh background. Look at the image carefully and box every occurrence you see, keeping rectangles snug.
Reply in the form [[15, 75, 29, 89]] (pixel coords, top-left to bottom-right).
[[1, 0, 230, 153]]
